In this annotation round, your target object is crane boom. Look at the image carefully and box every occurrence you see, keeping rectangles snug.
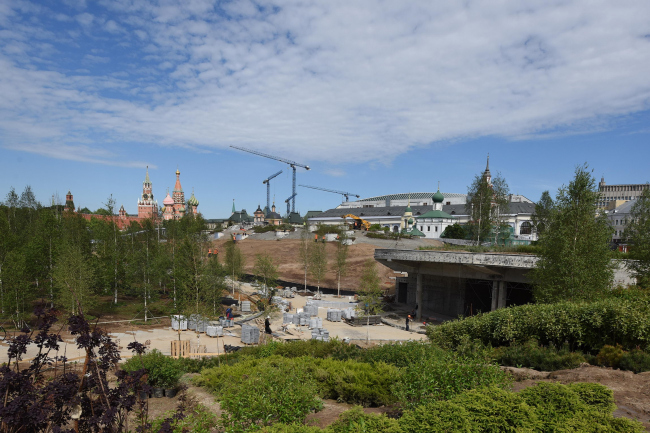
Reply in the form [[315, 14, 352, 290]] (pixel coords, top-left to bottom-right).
[[230, 145, 310, 212], [263, 170, 283, 212], [299, 184, 360, 202]]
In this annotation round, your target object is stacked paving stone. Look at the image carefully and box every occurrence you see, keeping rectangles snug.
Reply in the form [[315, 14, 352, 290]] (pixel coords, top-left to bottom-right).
[[195, 316, 208, 333], [341, 308, 357, 320], [187, 314, 198, 330], [311, 327, 330, 342], [219, 317, 234, 328], [309, 317, 323, 329], [303, 304, 319, 317], [327, 309, 342, 322], [241, 301, 251, 312], [171, 315, 187, 330], [206, 322, 224, 337], [241, 324, 260, 344]]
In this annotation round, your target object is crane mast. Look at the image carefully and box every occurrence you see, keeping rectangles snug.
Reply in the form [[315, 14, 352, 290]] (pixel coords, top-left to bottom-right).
[[298, 184, 360, 202], [284, 193, 297, 216], [263, 170, 283, 213], [230, 145, 310, 213]]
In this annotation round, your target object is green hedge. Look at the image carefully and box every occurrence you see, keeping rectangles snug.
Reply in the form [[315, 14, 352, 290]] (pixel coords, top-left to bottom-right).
[[427, 298, 650, 352]]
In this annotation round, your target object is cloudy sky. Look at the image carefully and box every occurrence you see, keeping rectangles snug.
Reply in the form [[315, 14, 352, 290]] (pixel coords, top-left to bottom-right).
[[1, 0, 650, 217]]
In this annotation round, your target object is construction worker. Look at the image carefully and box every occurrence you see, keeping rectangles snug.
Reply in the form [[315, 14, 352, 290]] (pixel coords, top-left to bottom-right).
[[265, 316, 272, 334], [406, 315, 411, 332]]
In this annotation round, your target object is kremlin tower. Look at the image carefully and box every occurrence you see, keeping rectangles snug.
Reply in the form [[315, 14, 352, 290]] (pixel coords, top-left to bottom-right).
[[172, 169, 185, 219], [137, 167, 158, 220]]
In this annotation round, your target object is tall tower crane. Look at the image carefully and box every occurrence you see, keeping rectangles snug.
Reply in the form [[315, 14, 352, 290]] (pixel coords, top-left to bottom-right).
[[230, 145, 310, 213], [299, 184, 360, 202], [284, 193, 297, 216], [262, 170, 282, 213]]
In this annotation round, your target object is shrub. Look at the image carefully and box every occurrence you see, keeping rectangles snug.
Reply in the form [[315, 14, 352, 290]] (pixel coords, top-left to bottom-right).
[[327, 407, 402, 433], [398, 400, 472, 433], [427, 298, 650, 353], [151, 405, 217, 433], [217, 358, 322, 432], [451, 387, 539, 432], [567, 383, 616, 414], [492, 339, 587, 371], [260, 425, 322, 433], [392, 349, 510, 409], [517, 382, 645, 432], [122, 349, 182, 388], [596, 345, 626, 368], [619, 349, 650, 373]]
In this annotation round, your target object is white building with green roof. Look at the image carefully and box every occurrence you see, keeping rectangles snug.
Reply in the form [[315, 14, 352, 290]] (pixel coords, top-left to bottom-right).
[[414, 190, 456, 239]]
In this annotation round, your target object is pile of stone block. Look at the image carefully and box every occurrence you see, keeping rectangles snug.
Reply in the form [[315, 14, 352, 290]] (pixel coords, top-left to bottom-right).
[[311, 327, 330, 342], [303, 304, 319, 317], [309, 317, 323, 329], [171, 315, 187, 331], [283, 312, 312, 325], [341, 308, 357, 320], [241, 324, 260, 344], [241, 300, 251, 312], [206, 322, 224, 337], [219, 317, 234, 328], [327, 309, 342, 322]]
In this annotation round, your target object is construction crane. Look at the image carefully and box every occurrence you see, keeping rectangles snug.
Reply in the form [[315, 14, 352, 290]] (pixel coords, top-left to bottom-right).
[[284, 193, 297, 216], [299, 184, 360, 202], [262, 170, 283, 213], [230, 145, 310, 213]]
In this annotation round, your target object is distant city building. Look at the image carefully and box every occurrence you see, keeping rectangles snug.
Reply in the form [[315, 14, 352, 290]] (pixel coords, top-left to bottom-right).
[[598, 177, 650, 208], [607, 198, 637, 245]]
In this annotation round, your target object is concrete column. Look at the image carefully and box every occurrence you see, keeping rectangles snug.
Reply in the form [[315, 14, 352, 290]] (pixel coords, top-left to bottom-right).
[[416, 272, 423, 321], [498, 281, 507, 309], [491, 281, 499, 312]]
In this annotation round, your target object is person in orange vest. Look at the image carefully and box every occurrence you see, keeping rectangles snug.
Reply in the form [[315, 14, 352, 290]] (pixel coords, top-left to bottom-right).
[[314, 234, 318, 243]]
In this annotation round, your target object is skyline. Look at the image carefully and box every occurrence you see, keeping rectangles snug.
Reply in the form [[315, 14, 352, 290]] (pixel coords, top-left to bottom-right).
[[1, 1, 650, 216]]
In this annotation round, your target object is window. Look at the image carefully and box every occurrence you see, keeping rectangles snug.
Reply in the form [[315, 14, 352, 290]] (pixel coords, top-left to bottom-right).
[[520, 221, 532, 235], [435, 226, 438, 232], [427, 226, 430, 231]]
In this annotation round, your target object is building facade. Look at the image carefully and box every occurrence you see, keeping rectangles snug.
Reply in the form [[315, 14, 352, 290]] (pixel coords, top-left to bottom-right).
[[137, 167, 158, 219], [598, 177, 650, 208]]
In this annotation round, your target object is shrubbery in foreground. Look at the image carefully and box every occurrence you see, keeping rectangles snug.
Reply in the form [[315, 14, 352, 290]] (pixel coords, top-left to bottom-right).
[[262, 383, 643, 433]]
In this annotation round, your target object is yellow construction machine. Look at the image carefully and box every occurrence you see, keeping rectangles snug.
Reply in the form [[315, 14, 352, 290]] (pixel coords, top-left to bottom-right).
[[341, 214, 371, 230]]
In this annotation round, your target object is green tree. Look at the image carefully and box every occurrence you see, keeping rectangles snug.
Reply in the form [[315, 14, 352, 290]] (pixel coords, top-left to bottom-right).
[[298, 228, 313, 291], [176, 230, 210, 319], [332, 237, 349, 297], [204, 255, 226, 317], [224, 240, 245, 294], [532, 190, 554, 236], [623, 189, 650, 287], [357, 259, 383, 315], [3, 250, 29, 327], [441, 223, 466, 239], [53, 243, 95, 315], [254, 253, 279, 293], [309, 241, 328, 294], [532, 164, 614, 303], [466, 172, 510, 245]]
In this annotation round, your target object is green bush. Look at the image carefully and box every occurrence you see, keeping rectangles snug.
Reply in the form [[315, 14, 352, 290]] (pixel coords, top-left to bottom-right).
[[492, 339, 587, 371], [217, 358, 322, 432], [122, 349, 182, 388], [392, 348, 510, 409], [596, 344, 626, 368], [151, 405, 217, 433], [451, 387, 539, 432], [619, 349, 650, 373], [398, 400, 472, 432], [327, 407, 401, 433], [260, 425, 322, 433], [567, 382, 616, 414], [427, 298, 650, 352], [198, 356, 399, 407]]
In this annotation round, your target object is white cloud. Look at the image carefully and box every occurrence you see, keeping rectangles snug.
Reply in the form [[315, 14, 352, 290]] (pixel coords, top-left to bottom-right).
[[1, 0, 650, 167]]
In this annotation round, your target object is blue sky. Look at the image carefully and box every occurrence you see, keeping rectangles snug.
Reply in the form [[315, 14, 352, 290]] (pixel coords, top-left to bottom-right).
[[1, 0, 650, 218]]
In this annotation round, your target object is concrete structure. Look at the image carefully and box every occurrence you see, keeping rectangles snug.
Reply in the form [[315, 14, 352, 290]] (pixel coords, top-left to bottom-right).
[[337, 191, 468, 209], [375, 249, 636, 320], [598, 177, 650, 208]]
